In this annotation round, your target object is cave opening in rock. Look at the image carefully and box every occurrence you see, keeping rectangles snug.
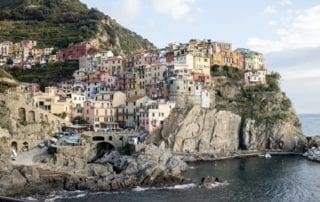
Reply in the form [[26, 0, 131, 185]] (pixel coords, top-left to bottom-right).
[[96, 142, 115, 159]]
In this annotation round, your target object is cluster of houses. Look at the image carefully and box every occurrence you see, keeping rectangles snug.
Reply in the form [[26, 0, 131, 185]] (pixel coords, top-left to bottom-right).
[[13, 39, 267, 134], [0, 40, 56, 68]]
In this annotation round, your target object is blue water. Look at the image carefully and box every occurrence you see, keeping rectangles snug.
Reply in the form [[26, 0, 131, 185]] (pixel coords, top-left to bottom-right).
[[40, 114, 320, 202], [45, 156, 320, 202]]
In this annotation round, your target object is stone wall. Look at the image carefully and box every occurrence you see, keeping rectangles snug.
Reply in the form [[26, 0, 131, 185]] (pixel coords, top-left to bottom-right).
[[0, 92, 71, 153], [0, 93, 69, 129], [49, 145, 88, 171]]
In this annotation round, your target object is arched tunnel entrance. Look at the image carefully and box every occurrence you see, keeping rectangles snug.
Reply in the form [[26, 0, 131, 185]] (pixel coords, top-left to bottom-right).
[[96, 142, 115, 159], [11, 141, 18, 156], [22, 142, 29, 152]]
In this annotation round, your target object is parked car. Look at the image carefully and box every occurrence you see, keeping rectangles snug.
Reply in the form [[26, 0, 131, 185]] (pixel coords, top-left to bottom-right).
[[54, 132, 64, 139], [37, 142, 45, 148], [50, 137, 58, 144], [64, 136, 81, 144], [43, 139, 51, 147], [63, 131, 76, 137]]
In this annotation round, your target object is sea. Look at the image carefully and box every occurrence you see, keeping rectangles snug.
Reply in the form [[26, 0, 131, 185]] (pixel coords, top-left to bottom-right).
[[33, 114, 320, 202]]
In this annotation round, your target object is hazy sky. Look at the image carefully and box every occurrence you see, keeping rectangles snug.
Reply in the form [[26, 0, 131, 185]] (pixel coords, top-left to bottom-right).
[[81, 0, 320, 114]]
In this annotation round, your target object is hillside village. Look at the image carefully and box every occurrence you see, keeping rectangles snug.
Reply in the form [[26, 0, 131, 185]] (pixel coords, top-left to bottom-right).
[[0, 39, 267, 133]]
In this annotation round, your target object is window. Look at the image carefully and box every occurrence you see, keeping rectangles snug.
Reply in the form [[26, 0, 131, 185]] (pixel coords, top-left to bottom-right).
[[109, 136, 112, 141]]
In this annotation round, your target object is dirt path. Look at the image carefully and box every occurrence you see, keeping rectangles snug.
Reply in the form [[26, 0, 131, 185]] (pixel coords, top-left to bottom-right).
[[12, 147, 47, 166]]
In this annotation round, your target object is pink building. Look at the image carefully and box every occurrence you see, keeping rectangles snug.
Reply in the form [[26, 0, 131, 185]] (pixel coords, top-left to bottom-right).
[[83, 91, 126, 130], [57, 42, 93, 60], [88, 71, 108, 83], [139, 100, 175, 133]]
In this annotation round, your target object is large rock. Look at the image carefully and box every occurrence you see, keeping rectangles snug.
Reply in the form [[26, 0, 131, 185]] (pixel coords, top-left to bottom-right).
[[242, 118, 305, 152], [303, 147, 320, 162], [161, 106, 241, 155]]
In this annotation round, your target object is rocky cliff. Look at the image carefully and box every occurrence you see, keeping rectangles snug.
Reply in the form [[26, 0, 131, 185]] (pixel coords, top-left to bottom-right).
[[153, 71, 306, 157], [0, 144, 187, 197]]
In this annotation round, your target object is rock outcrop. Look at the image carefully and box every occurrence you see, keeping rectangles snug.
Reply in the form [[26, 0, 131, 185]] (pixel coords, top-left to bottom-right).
[[159, 106, 241, 156], [241, 118, 305, 152], [153, 73, 306, 157], [303, 147, 320, 162], [0, 144, 187, 197], [156, 104, 304, 156]]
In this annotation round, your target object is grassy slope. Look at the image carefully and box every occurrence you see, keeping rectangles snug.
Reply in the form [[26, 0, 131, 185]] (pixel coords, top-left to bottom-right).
[[0, 0, 156, 52], [5, 60, 79, 90]]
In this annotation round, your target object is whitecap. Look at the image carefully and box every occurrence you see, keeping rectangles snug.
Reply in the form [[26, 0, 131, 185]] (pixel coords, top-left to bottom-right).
[[24, 197, 38, 201], [166, 183, 197, 190], [132, 186, 151, 192], [202, 181, 229, 189], [73, 193, 86, 198], [45, 195, 64, 202]]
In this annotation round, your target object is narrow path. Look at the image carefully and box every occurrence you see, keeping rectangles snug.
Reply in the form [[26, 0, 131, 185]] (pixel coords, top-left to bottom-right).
[[12, 147, 47, 166]]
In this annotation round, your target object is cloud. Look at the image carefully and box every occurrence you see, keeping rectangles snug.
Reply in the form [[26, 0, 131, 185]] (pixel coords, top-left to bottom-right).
[[264, 5, 278, 14], [83, 0, 142, 25], [278, 0, 292, 6], [153, 0, 196, 20], [248, 4, 320, 52], [121, 0, 142, 19], [266, 47, 320, 113], [268, 20, 278, 26]]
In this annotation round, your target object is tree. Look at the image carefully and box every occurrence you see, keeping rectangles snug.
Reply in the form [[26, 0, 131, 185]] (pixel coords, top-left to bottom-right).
[[72, 116, 88, 124]]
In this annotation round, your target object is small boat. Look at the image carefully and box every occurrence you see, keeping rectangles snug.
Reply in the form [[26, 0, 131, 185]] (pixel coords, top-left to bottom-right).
[[258, 152, 272, 158], [265, 153, 272, 158]]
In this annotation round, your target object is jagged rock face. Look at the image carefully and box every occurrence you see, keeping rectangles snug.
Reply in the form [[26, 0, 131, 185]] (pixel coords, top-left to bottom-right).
[[161, 106, 241, 155], [159, 103, 305, 155], [242, 119, 305, 152]]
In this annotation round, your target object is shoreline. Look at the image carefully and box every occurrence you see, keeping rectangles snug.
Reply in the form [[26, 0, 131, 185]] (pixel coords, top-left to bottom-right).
[[0, 196, 24, 202], [174, 151, 303, 162], [3, 151, 305, 201]]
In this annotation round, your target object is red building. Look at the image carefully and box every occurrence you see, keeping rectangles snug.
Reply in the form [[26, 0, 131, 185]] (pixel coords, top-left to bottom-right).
[[57, 42, 94, 60]]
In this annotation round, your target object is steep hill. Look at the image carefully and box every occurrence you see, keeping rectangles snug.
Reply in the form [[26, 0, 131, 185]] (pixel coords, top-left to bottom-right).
[[153, 67, 305, 159], [0, 0, 156, 54]]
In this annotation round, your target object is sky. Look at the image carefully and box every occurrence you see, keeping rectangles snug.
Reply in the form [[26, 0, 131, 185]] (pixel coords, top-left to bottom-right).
[[81, 0, 320, 114]]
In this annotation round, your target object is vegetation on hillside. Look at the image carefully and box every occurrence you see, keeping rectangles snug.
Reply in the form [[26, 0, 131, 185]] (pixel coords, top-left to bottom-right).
[[5, 60, 78, 90], [213, 67, 295, 125], [0, 100, 13, 132], [0, 68, 18, 93], [0, 0, 155, 53], [211, 65, 244, 80]]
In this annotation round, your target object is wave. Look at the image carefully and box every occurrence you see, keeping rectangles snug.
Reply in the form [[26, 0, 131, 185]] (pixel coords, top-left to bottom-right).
[[166, 183, 197, 189], [132, 186, 151, 192], [44, 190, 87, 201], [24, 197, 38, 201], [133, 183, 197, 192], [202, 181, 229, 189]]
